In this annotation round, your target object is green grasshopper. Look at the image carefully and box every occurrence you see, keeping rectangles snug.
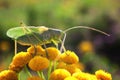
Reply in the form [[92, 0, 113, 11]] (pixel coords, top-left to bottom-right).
[[7, 24, 109, 54], [7, 23, 64, 55], [7, 26, 63, 46]]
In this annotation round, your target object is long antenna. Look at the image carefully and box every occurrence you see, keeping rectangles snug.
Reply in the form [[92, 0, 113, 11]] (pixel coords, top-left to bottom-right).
[[64, 26, 110, 36], [60, 26, 110, 52]]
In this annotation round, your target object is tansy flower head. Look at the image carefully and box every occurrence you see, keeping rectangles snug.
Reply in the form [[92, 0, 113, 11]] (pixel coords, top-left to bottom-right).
[[57, 62, 81, 74], [50, 69, 71, 80], [65, 64, 81, 74], [46, 47, 61, 60], [0, 70, 18, 80], [72, 62, 85, 71], [72, 72, 91, 80], [28, 56, 49, 71], [95, 70, 112, 80], [27, 45, 46, 57], [60, 50, 79, 64], [64, 76, 78, 80], [79, 41, 93, 53], [27, 76, 43, 80], [89, 74, 97, 80], [57, 61, 67, 69], [9, 52, 32, 72]]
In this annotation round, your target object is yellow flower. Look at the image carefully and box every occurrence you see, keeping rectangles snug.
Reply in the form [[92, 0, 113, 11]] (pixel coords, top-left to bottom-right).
[[64, 76, 78, 80], [72, 72, 91, 80], [0, 41, 10, 51], [95, 70, 112, 80], [0, 70, 18, 80], [72, 62, 85, 71], [57, 61, 67, 69], [9, 52, 32, 72], [50, 69, 71, 80], [79, 41, 93, 53], [46, 47, 61, 60], [60, 50, 79, 64], [28, 56, 49, 71], [27, 45, 46, 57], [65, 64, 81, 74], [90, 75, 97, 80], [27, 76, 43, 80], [57, 62, 81, 74]]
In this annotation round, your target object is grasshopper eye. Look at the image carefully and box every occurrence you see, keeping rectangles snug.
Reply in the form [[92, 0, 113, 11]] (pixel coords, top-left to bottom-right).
[[6, 26, 63, 46]]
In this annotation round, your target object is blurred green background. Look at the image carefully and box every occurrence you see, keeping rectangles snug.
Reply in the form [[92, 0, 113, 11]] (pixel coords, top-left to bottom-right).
[[0, 0, 120, 80]]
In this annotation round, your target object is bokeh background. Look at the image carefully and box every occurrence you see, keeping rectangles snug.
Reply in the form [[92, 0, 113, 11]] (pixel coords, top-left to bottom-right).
[[0, 0, 120, 80]]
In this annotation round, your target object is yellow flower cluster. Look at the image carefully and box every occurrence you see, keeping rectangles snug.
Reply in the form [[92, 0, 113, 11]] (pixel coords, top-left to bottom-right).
[[0, 45, 112, 80], [57, 62, 82, 74], [46, 47, 61, 60], [57, 50, 84, 75], [50, 50, 112, 80], [95, 70, 112, 80], [27, 45, 46, 56], [28, 56, 49, 71], [60, 50, 79, 64], [50, 69, 112, 80], [64, 76, 78, 80], [27, 46, 61, 71], [9, 52, 32, 72], [0, 51, 34, 80], [0, 70, 18, 80], [79, 41, 94, 53], [0, 45, 62, 79], [49, 69, 71, 80], [72, 72, 97, 80], [27, 46, 61, 61]]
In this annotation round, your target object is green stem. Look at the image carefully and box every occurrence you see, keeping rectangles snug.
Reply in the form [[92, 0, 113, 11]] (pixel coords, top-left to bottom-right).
[[18, 73, 21, 80], [47, 61, 52, 80], [53, 61, 57, 70], [41, 71, 46, 80], [37, 71, 46, 80], [52, 39, 58, 48], [37, 71, 42, 77], [25, 65, 32, 77]]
